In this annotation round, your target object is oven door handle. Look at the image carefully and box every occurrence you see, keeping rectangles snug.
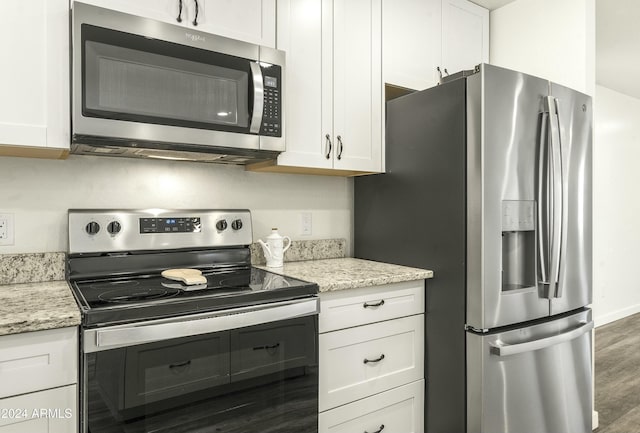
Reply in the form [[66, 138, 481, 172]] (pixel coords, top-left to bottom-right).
[[85, 298, 318, 353]]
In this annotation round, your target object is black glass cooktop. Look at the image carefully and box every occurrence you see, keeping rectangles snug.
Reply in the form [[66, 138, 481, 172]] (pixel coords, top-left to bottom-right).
[[70, 267, 317, 327]]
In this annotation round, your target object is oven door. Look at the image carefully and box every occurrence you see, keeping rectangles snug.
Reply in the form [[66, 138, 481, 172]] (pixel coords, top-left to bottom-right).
[[81, 299, 318, 433], [72, 2, 283, 151]]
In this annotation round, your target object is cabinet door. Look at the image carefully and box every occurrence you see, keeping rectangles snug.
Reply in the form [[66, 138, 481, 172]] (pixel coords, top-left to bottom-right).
[[0, 0, 68, 157], [201, 0, 275, 47], [275, 0, 333, 170], [441, 0, 489, 74], [0, 327, 77, 399], [332, 0, 382, 172], [0, 385, 77, 433], [383, 0, 441, 91]]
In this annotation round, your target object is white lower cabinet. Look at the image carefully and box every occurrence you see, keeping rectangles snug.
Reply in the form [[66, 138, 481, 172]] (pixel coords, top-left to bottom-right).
[[0, 327, 78, 433], [318, 280, 426, 432], [0, 385, 77, 433], [319, 380, 424, 433], [319, 314, 424, 411]]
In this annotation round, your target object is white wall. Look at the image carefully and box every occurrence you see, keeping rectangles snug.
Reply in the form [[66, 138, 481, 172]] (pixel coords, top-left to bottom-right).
[[490, 0, 596, 96], [593, 85, 640, 326], [0, 155, 353, 254]]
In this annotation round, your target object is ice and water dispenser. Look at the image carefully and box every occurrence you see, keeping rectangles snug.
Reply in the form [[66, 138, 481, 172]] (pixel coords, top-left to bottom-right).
[[501, 201, 536, 291]]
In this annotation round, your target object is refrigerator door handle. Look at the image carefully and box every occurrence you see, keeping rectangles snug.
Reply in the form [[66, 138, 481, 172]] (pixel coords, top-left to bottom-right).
[[537, 97, 564, 299], [489, 320, 593, 357], [547, 96, 564, 299], [537, 112, 550, 292]]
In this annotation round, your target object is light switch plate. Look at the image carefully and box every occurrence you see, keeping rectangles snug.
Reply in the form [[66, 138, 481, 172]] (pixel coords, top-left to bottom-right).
[[0, 213, 15, 246], [300, 212, 312, 236]]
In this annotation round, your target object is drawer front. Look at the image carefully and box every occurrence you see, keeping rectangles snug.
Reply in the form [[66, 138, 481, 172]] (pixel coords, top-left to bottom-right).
[[319, 315, 424, 411], [319, 379, 424, 433], [0, 327, 78, 399], [0, 384, 77, 433], [319, 281, 425, 333]]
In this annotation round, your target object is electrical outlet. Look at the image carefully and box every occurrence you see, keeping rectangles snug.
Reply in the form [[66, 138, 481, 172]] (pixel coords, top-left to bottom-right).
[[300, 212, 312, 236], [0, 213, 15, 246]]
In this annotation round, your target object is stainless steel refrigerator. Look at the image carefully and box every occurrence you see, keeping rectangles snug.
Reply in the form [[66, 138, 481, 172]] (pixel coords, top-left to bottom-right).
[[354, 63, 593, 433]]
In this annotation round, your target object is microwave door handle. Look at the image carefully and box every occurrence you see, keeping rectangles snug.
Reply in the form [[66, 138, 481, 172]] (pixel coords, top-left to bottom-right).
[[249, 61, 264, 134]]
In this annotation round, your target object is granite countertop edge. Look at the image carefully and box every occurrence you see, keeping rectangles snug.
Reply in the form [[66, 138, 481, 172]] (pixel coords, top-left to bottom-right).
[[256, 257, 433, 293], [0, 281, 81, 337], [0, 257, 433, 336]]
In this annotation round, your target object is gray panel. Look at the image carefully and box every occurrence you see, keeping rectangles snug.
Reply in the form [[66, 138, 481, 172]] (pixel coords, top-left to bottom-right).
[[467, 64, 552, 330], [467, 309, 592, 433], [355, 79, 467, 433], [549, 83, 592, 315]]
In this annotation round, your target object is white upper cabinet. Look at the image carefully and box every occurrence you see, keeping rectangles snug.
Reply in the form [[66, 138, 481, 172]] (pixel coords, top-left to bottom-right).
[[0, 0, 69, 158], [383, 0, 488, 91], [76, 0, 276, 47], [383, 0, 442, 91], [203, 0, 276, 47], [248, 0, 382, 175], [441, 0, 489, 75]]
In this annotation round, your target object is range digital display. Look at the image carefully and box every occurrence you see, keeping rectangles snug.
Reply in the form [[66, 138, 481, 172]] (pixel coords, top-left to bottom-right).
[[140, 217, 201, 234]]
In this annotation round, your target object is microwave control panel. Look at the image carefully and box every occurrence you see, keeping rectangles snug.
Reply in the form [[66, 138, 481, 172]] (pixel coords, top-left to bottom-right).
[[260, 64, 282, 137]]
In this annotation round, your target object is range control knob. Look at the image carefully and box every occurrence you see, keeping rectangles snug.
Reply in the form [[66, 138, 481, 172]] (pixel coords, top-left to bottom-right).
[[231, 219, 243, 230], [107, 221, 122, 235], [85, 221, 100, 235], [216, 219, 228, 231]]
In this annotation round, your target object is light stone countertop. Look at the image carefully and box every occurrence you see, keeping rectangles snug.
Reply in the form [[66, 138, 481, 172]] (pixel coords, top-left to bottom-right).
[[256, 257, 433, 292], [0, 281, 81, 336]]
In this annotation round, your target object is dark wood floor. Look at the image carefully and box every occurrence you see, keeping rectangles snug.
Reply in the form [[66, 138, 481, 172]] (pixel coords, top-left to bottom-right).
[[595, 312, 640, 433]]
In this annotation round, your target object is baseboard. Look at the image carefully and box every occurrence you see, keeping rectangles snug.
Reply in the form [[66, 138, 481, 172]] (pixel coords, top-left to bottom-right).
[[594, 303, 640, 327], [593, 410, 599, 430]]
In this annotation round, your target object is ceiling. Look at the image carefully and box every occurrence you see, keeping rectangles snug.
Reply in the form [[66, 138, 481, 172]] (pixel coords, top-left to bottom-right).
[[470, 0, 639, 100]]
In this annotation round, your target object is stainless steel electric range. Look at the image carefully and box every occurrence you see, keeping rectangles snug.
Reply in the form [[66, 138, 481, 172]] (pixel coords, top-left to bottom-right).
[[67, 209, 319, 433]]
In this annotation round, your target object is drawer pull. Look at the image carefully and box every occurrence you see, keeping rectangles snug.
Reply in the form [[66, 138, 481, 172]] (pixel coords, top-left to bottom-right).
[[364, 424, 385, 433], [253, 343, 280, 351], [363, 300, 385, 308], [363, 354, 385, 364], [169, 360, 191, 369]]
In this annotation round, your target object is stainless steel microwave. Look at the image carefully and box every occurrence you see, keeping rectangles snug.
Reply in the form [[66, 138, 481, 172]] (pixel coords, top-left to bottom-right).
[[71, 2, 284, 164]]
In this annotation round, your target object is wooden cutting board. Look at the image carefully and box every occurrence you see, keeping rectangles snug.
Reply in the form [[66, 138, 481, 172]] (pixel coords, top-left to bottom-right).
[[161, 268, 207, 285]]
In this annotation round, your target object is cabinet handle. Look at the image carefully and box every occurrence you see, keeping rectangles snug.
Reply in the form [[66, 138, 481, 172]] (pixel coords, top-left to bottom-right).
[[363, 354, 385, 364], [325, 134, 333, 159], [176, 0, 183, 23], [192, 0, 199, 26], [169, 360, 191, 369], [253, 343, 280, 351], [363, 300, 385, 308], [337, 135, 343, 160], [364, 425, 385, 433]]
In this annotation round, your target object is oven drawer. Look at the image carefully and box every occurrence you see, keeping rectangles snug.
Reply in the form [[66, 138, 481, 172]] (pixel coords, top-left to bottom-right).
[[93, 332, 230, 412], [319, 281, 425, 333], [319, 314, 424, 412], [0, 327, 77, 399], [230, 316, 316, 382], [319, 379, 424, 433]]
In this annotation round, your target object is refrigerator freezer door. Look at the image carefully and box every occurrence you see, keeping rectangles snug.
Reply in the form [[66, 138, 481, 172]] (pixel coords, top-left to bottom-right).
[[467, 64, 551, 330], [467, 309, 593, 433], [548, 82, 592, 315]]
